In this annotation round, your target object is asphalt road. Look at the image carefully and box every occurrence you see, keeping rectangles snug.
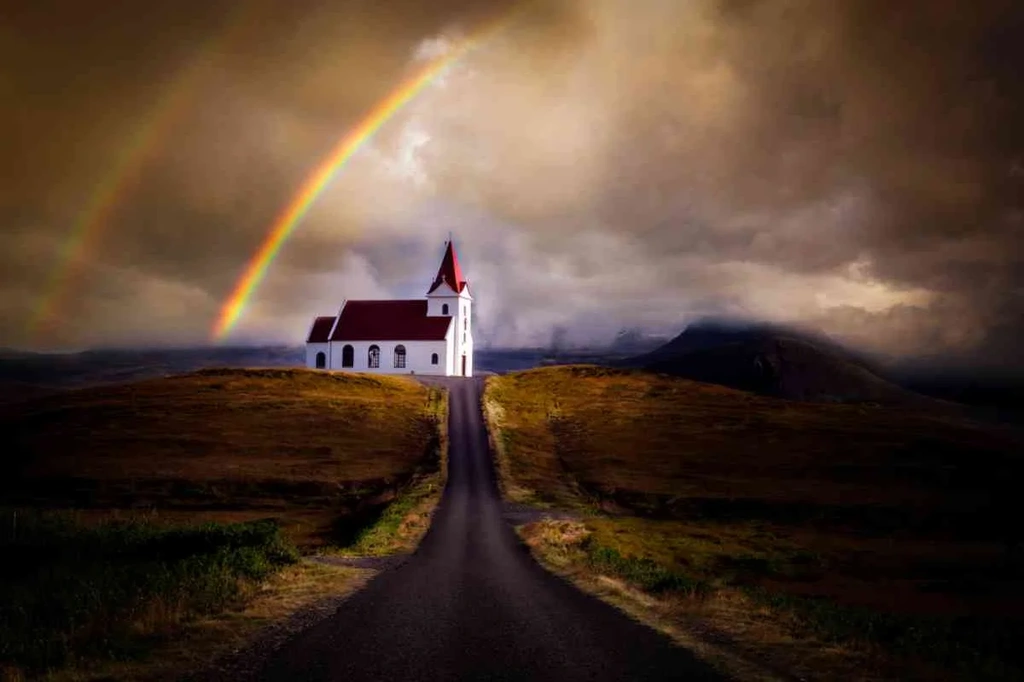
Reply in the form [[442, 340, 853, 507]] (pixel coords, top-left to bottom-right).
[[252, 377, 725, 681]]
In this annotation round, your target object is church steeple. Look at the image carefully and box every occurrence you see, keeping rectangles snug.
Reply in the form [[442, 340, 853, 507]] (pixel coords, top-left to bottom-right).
[[424, 237, 473, 376], [427, 239, 467, 295]]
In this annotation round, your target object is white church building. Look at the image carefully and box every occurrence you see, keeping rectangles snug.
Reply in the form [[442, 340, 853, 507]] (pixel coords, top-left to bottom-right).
[[304, 240, 474, 377]]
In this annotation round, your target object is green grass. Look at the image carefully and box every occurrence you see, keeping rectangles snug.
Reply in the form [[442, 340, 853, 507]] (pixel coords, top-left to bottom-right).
[[0, 510, 297, 676], [341, 475, 443, 556], [585, 544, 713, 596]]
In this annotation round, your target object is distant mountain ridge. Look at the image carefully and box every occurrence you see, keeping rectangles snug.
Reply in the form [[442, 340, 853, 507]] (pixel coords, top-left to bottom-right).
[[626, 320, 932, 405], [0, 346, 304, 403]]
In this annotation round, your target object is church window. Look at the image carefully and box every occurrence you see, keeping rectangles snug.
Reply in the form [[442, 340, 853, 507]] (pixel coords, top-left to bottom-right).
[[463, 317, 466, 330], [442, 304, 449, 315], [341, 344, 354, 368], [431, 353, 439, 365], [315, 352, 326, 369], [394, 345, 406, 369], [368, 345, 380, 368]]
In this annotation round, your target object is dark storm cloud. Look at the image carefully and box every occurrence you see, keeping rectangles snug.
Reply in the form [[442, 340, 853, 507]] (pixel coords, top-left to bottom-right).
[[706, 0, 1024, 361], [424, 0, 1024, 357], [1, 0, 1021, 365]]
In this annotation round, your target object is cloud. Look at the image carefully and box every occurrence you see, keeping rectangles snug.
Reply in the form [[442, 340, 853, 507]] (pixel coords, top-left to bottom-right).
[[413, 35, 457, 63], [1, 0, 1022, 367]]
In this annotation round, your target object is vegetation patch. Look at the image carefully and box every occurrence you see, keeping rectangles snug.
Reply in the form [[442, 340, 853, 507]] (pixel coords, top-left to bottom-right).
[[587, 545, 713, 597], [0, 512, 296, 678], [489, 367, 1024, 680], [745, 588, 1024, 681], [519, 519, 711, 597], [61, 560, 373, 682]]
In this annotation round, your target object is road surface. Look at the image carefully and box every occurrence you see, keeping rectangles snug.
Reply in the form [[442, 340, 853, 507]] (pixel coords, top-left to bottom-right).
[[252, 378, 725, 681]]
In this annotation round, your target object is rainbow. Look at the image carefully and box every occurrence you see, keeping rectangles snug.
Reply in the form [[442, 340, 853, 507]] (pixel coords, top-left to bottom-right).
[[27, 10, 249, 341], [211, 15, 514, 340]]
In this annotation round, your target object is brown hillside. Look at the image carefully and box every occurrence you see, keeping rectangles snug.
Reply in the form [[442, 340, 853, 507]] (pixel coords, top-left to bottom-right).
[[488, 366, 1019, 516], [487, 366, 1024, 607], [487, 366, 1024, 676], [0, 368, 444, 547]]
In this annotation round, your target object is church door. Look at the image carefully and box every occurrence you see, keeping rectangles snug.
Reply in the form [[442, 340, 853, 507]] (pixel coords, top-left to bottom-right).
[[461, 354, 466, 377]]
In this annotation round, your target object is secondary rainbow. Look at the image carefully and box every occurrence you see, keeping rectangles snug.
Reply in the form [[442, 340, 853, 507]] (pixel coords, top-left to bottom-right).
[[27, 9, 249, 341], [212, 16, 513, 341]]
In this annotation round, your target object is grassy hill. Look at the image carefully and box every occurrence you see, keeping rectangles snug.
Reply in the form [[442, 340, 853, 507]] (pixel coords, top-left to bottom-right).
[[2, 367, 444, 547], [0, 368, 444, 678], [486, 366, 1024, 679]]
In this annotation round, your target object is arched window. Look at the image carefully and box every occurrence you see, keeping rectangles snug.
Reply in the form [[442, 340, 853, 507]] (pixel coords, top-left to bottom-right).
[[442, 303, 449, 315], [315, 351, 326, 369], [341, 344, 354, 368], [368, 345, 380, 368], [394, 345, 406, 368], [431, 353, 439, 365], [463, 317, 467, 330]]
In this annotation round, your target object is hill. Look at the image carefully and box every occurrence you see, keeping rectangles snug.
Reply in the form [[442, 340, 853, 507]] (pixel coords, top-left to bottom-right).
[[1, 368, 444, 547], [0, 368, 446, 677], [627, 319, 927, 404], [485, 366, 1024, 678]]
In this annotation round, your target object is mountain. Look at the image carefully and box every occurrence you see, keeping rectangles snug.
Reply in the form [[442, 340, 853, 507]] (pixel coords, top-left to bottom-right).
[[626, 320, 930, 405], [608, 328, 670, 355]]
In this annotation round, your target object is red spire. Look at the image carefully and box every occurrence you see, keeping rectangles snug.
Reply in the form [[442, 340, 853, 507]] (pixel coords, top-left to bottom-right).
[[428, 239, 466, 294]]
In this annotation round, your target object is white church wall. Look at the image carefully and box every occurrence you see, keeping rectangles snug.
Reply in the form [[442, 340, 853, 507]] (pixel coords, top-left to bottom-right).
[[327, 340, 450, 376], [427, 291, 473, 377], [305, 343, 329, 369], [453, 302, 473, 377], [444, 327, 456, 376]]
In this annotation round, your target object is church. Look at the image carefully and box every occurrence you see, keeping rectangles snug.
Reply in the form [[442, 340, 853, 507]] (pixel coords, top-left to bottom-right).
[[304, 239, 474, 377]]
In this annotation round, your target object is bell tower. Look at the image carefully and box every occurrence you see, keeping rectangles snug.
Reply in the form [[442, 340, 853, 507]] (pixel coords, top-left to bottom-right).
[[426, 238, 473, 376]]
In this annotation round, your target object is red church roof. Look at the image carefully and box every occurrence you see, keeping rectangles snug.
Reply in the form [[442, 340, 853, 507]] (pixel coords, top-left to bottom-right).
[[329, 300, 451, 341], [427, 240, 467, 294], [306, 316, 336, 343]]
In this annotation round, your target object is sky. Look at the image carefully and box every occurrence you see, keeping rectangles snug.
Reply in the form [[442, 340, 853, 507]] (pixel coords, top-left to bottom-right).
[[2, 0, 1022, 366]]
